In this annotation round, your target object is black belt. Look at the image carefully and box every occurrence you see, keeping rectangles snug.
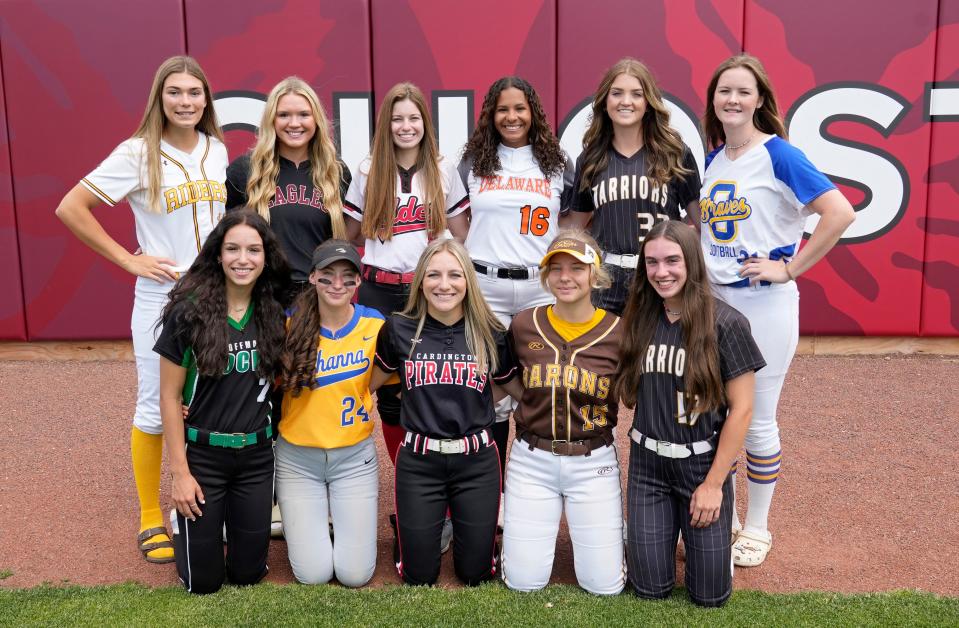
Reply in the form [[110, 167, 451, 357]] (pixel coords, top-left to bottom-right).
[[472, 261, 535, 280], [186, 424, 273, 449], [517, 430, 613, 456]]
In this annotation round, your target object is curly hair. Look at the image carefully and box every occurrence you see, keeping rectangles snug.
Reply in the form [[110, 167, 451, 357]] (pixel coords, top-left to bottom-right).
[[462, 76, 566, 179], [161, 210, 291, 378], [579, 58, 691, 191]]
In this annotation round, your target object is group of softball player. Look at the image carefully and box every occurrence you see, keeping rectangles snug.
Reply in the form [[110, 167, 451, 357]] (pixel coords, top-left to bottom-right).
[[55, 51, 853, 603]]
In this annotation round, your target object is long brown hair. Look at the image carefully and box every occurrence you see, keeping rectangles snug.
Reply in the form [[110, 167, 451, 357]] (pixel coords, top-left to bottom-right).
[[463, 76, 565, 179], [361, 83, 446, 240], [245, 77, 346, 237], [702, 54, 788, 150], [400, 239, 504, 376], [615, 220, 723, 414], [133, 56, 224, 213], [579, 58, 691, 191]]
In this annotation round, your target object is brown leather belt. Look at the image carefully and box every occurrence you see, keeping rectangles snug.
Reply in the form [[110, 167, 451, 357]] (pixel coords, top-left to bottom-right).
[[517, 430, 613, 457]]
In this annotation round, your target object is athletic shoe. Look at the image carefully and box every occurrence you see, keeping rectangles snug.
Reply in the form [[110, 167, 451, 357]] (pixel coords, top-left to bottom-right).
[[440, 517, 453, 554], [271, 503, 284, 539]]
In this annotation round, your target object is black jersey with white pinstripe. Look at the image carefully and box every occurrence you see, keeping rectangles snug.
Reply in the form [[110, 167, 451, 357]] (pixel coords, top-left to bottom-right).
[[571, 145, 700, 255], [632, 300, 765, 443]]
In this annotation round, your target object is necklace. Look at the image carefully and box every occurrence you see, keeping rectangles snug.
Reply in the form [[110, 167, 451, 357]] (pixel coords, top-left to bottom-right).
[[663, 302, 682, 317], [726, 132, 755, 152]]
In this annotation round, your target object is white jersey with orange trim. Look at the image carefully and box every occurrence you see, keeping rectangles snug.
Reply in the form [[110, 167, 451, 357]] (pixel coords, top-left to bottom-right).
[[343, 156, 469, 273], [81, 133, 228, 273]]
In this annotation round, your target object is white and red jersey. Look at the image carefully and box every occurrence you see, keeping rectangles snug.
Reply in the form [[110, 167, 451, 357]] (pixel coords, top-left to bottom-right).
[[699, 136, 835, 286], [461, 145, 573, 267], [343, 156, 468, 273], [80, 133, 228, 273]]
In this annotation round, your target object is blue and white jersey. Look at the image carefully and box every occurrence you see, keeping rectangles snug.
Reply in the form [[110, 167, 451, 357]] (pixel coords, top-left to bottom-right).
[[699, 136, 834, 286]]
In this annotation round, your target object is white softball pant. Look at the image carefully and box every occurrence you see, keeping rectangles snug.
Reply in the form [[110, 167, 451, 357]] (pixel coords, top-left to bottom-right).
[[501, 440, 626, 595], [275, 435, 379, 587], [131, 277, 173, 434], [475, 271, 553, 423], [713, 282, 799, 452]]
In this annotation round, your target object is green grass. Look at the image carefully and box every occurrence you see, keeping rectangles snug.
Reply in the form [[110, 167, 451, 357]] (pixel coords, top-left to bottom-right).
[[0, 583, 956, 627], [0, 571, 11, 581]]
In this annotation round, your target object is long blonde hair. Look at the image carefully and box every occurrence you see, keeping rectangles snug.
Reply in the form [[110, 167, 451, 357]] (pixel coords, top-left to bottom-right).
[[245, 77, 345, 237], [133, 56, 223, 214], [400, 239, 504, 376], [362, 83, 446, 240], [579, 57, 691, 191]]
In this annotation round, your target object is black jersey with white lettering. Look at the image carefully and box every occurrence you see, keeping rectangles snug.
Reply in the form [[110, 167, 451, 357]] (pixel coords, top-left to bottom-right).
[[632, 300, 765, 443], [374, 313, 516, 438], [571, 145, 700, 255], [226, 153, 352, 281], [154, 301, 272, 434]]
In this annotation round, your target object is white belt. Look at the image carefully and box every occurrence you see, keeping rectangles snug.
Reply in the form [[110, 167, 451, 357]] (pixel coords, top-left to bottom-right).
[[629, 428, 713, 459], [404, 430, 490, 454], [604, 253, 639, 269]]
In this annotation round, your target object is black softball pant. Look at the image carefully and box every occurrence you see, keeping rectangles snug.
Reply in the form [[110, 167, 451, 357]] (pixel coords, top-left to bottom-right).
[[591, 264, 633, 317], [394, 442, 501, 586], [174, 442, 274, 594], [626, 440, 734, 607], [358, 280, 409, 427]]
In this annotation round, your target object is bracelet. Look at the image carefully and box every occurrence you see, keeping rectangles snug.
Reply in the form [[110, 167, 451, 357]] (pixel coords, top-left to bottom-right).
[[784, 262, 796, 282]]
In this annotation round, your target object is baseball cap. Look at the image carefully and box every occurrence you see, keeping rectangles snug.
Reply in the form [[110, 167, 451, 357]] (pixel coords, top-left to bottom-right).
[[311, 240, 362, 273], [540, 235, 601, 268]]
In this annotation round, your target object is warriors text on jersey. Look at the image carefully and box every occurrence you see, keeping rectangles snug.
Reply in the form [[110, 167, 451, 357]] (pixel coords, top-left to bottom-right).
[[460, 145, 574, 267], [571, 146, 700, 255], [344, 157, 469, 273], [281, 305, 384, 449], [699, 136, 835, 286], [81, 133, 228, 272], [509, 305, 622, 442], [374, 314, 516, 438], [153, 301, 272, 435], [632, 300, 765, 443], [226, 153, 352, 281]]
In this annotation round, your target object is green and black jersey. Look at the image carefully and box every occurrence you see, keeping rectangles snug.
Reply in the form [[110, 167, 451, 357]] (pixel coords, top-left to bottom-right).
[[154, 301, 272, 434]]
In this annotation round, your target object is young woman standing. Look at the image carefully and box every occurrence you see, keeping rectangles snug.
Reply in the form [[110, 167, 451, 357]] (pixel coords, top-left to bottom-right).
[[156, 210, 290, 594], [699, 54, 855, 567], [568, 58, 701, 315], [617, 220, 764, 606], [55, 56, 227, 564]]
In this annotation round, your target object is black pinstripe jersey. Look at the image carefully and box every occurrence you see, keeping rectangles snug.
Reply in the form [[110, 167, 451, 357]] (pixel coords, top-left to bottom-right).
[[632, 300, 765, 443], [374, 313, 516, 438], [571, 146, 700, 255]]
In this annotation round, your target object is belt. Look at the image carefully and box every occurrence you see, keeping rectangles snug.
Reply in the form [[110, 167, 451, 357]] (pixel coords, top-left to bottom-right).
[[363, 266, 415, 285], [604, 253, 639, 269], [629, 428, 714, 459], [403, 429, 491, 455], [518, 430, 612, 457], [472, 261, 538, 280], [186, 424, 273, 449]]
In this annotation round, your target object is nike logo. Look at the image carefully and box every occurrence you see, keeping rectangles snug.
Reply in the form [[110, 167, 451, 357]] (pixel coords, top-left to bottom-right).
[[364, 456, 375, 465], [363, 335, 374, 341]]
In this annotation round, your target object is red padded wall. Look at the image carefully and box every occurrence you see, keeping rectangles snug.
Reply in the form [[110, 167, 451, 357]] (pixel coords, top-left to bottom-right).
[[0, 51, 26, 340]]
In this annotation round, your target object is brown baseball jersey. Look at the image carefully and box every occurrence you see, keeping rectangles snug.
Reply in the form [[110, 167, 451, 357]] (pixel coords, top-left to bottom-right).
[[509, 306, 622, 442]]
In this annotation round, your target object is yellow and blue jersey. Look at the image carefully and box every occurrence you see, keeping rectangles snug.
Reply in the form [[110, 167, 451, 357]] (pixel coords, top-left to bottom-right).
[[281, 304, 385, 449]]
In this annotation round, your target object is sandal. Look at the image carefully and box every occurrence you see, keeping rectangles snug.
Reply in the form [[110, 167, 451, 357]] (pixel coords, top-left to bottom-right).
[[137, 526, 175, 564], [732, 529, 772, 567], [732, 523, 742, 544]]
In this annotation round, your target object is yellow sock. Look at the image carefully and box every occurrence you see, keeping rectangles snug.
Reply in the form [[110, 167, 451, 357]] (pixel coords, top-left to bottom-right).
[[131, 426, 173, 560]]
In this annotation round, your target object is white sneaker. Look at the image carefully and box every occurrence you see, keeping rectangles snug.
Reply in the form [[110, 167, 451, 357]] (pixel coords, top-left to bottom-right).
[[440, 517, 453, 554]]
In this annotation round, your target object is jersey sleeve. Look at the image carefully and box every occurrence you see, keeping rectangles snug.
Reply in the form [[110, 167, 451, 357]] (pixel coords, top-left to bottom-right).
[[767, 138, 836, 208], [491, 329, 518, 384], [153, 302, 193, 367], [80, 139, 144, 206], [570, 152, 595, 214], [373, 317, 400, 373], [343, 158, 370, 221], [442, 157, 470, 218], [339, 161, 353, 200], [675, 145, 703, 211], [716, 304, 766, 382], [559, 154, 576, 214], [456, 155, 472, 191], [225, 153, 250, 210]]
